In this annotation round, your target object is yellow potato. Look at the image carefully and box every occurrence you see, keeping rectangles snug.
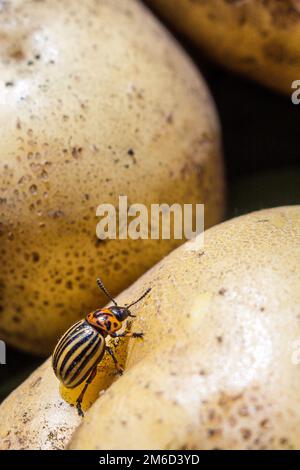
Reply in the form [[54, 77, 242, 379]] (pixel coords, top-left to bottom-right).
[[0, 0, 224, 355], [0, 343, 128, 450], [0, 359, 80, 450], [1, 206, 300, 450], [147, 0, 300, 94]]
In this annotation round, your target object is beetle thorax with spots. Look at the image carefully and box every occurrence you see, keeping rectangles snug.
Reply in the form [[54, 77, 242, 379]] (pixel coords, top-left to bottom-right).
[[86, 307, 131, 335]]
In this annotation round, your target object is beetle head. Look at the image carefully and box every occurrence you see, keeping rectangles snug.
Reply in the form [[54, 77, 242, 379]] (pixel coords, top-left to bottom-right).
[[109, 306, 135, 322], [96, 277, 151, 321]]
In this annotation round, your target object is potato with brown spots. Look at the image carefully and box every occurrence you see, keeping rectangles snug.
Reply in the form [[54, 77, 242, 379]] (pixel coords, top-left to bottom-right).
[[68, 206, 300, 450], [0, 360, 81, 450], [0, 0, 224, 355], [0, 347, 126, 450], [147, 0, 300, 94], [1, 206, 300, 450]]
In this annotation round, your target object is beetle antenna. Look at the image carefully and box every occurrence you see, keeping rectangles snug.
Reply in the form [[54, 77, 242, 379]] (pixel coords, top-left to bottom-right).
[[96, 278, 118, 306], [126, 287, 151, 310]]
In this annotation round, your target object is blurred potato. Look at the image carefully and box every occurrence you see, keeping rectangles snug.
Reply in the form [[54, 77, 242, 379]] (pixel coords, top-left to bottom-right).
[[1, 206, 300, 450], [0, 0, 224, 355], [147, 0, 300, 94]]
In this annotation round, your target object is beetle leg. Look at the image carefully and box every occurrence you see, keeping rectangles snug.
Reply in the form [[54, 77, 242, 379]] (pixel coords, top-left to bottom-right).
[[75, 366, 97, 417], [106, 346, 124, 375], [111, 331, 144, 339]]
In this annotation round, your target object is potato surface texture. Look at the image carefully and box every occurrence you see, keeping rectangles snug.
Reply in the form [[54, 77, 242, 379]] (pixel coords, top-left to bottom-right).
[[70, 206, 300, 449], [0, 0, 224, 355], [147, 0, 300, 94], [1, 206, 299, 450]]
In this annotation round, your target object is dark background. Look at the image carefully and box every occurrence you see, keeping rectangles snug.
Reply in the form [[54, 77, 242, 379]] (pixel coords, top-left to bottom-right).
[[1, 26, 300, 404]]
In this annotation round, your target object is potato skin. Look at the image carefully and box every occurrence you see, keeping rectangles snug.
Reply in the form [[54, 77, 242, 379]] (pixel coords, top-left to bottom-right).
[[69, 206, 300, 450], [1, 206, 300, 450], [0, 338, 128, 450], [0, 0, 224, 355], [147, 0, 300, 94], [0, 359, 81, 450]]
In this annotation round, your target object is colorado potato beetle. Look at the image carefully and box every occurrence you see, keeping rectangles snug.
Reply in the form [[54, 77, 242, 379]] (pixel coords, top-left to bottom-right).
[[52, 278, 151, 416]]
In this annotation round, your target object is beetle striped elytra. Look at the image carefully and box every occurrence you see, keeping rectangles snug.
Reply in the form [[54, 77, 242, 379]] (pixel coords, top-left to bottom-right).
[[52, 278, 151, 416]]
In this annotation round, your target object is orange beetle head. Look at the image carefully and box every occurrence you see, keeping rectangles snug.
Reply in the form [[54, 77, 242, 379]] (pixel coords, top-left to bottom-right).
[[90, 278, 151, 334]]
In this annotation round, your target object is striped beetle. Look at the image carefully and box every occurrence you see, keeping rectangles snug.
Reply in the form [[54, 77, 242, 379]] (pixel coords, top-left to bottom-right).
[[52, 278, 151, 416]]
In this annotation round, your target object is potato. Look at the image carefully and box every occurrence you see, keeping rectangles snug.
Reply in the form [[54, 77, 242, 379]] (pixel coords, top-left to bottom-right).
[[0, 0, 224, 355], [69, 205, 300, 450], [147, 0, 300, 94], [0, 359, 80, 450], [0, 346, 128, 450], [1, 206, 300, 450]]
